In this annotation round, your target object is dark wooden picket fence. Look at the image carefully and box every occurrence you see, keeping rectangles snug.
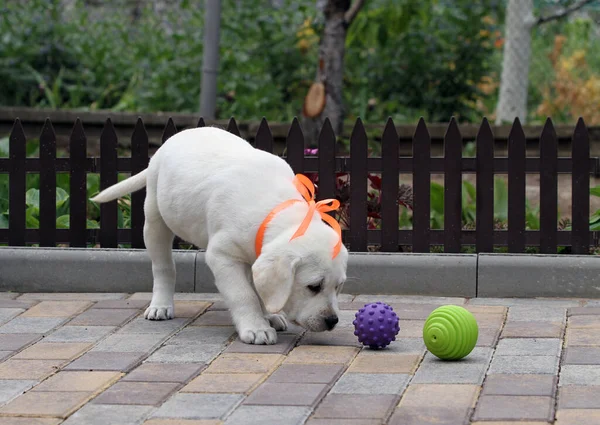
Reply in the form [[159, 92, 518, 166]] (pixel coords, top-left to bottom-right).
[[0, 115, 597, 254]]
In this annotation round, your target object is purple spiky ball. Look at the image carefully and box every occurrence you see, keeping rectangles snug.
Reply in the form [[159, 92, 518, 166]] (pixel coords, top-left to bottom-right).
[[352, 302, 400, 349]]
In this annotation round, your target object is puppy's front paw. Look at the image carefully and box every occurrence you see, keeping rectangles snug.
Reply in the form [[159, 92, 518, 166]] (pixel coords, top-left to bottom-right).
[[265, 313, 288, 332], [239, 327, 278, 345], [144, 305, 173, 320]]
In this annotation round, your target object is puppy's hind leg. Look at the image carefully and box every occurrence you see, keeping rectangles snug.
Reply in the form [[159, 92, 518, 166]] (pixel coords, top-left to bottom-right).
[[143, 193, 176, 321]]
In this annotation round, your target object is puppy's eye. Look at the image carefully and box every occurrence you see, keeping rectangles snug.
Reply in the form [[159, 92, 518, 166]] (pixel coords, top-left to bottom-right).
[[307, 283, 322, 294]]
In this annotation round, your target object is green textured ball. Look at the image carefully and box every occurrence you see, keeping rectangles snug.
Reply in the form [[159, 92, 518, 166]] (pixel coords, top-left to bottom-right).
[[423, 305, 479, 360]]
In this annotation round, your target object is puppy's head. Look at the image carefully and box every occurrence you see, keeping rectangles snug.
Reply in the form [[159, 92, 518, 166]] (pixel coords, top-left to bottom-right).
[[251, 223, 348, 332]]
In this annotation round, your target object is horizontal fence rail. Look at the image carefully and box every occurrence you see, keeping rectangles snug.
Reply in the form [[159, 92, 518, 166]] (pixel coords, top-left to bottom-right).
[[0, 116, 598, 254]]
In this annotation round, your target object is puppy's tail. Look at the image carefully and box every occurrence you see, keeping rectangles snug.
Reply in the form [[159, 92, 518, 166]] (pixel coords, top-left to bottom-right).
[[90, 169, 148, 203]]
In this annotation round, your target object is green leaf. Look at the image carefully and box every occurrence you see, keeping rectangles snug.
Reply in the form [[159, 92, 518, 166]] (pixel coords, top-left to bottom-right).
[[590, 186, 600, 197], [26, 188, 40, 209], [56, 215, 70, 229], [86, 219, 100, 229], [430, 182, 444, 216], [56, 187, 69, 205], [463, 180, 476, 201], [494, 178, 508, 221], [25, 207, 39, 228], [0, 213, 8, 229]]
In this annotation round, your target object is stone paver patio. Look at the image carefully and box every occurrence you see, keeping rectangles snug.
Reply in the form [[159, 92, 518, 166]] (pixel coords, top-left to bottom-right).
[[0, 292, 599, 424]]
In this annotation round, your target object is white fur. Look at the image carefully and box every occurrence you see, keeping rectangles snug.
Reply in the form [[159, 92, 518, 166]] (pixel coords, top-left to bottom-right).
[[91, 127, 348, 344]]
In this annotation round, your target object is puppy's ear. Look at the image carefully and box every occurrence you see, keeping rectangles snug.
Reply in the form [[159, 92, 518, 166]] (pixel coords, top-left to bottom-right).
[[252, 252, 300, 314]]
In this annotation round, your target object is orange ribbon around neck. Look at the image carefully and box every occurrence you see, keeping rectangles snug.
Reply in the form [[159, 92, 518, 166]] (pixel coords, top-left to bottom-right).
[[255, 174, 342, 259]]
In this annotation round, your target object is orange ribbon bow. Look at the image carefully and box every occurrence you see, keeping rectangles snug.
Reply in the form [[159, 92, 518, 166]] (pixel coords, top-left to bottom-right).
[[255, 174, 342, 259]]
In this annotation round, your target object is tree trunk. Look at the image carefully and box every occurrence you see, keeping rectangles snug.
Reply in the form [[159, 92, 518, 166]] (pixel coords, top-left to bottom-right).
[[200, 0, 222, 119], [495, 0, 535, 124], [303, 0, 362, 147]]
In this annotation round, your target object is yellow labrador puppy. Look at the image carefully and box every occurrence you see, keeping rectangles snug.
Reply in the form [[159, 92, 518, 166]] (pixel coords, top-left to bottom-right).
[[91, 127, 348, 344]]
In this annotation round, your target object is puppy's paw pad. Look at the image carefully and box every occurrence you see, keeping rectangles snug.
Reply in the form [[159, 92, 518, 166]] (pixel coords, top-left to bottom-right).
[[265, 313, 288, 331], [239, 327, 278, 345], [144, 306, 174, 320]]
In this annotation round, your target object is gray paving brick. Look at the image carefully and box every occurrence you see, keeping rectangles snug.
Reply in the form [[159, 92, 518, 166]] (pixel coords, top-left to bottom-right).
[[300, 329, 362, 347], [0, 292, 20, 300], [122, 362, 203, 383], [507, 305, 567, 322], [563, 347, 600, 365], [0, 351, 12, 361], [167, 326, 235, 345], [191, 310, 233, 326], [558, 386, 600, 408], [482, 374, 557, 396], [356, 338, 425, 354], [19, 293, 128, 301], [64, 351, 146, 372], [470, 298, 580, 307], [0, 308, 24, 326], [91, 333, 166, 353], [476, 327, 501, 347], [152, 393, 243, 420], [313, 394, 398, 420], [568, 307, 600, 316], [224, 405, 311, 425], [331, 373, 410, 394], [0, 380, 37, 406], [91, 300, 149, 309], [353, 295, 467, 305], [560, 365, 600, 386], [502, 321, 564, 338], [69, 308, 139, 326], [92, 381, 180, 406], [119, 317, 188, 334], [226, 333, 298, 354], [244, 382, 328, 406], [473, 395, 554, 421], [146, 343, 224, 363], [0, 333, 41, 350], [495, 338, 562, 357], [267, 364, 344, 384], [0, 299, 38, 308], [61, 403, 153, 425], [413, 348, 493, 384], [0, 317, 66, 334], [45, 325, 116, 343], [488, 355, 559, 375]]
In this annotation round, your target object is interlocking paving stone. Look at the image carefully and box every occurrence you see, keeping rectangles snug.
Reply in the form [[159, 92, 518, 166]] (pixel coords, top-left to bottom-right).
[[358, 339, 425, 355], [507, 305, 567, 322], [244, 382, 328, 406], [223, 405, 311, 425], [0, 317, 66, 334], [482, 374, 557, 396], [92, 381, 180, 406], [495, 338, 562, 357], [44, 325, 116, 343], [0, 380, 37, 406], [558, 386, 600, 408], [143, 420, 222, 425], [21, 301, 91, 317], [13, 342, 91, 360], [119, 318, 189, 334], [64, 352, 145, 372], [299, 329, 362, 347], [267, 364, 344, 384], [172, 301, 211, 318], [502, 321, 564, 338], [0, 293, 19, 300], [0, 299, 38, 308], [488, 355, 559, 375], [146, 344, 224, 363], [560, 365, 600, 386], [225, 333, 298, 354], [284, 346, 358, 365], [0, 359, 64, 380], [0, 391, 93, 418], [331, 373, 410, 394], [565, 328, 600, 346], [0, 333, 41, 350], [397, 320, 426, 338], [465, 305, 508, 315], [32, 371, 122, 392], [473, 395, 554, 421], [347, 353, 421, 374], [476, 327, 501, 347], [313, 394, 398, 420], [0, 418, 63, 425], [69, 308, 140, 326], [563, 347, 600, 364], [152, 393, 243, 420], [470, 313, 505, 328], [0, 351, 12, 361], [353, 295, 467, 305], [470, 298, 580, 307], [207, 300, 228, 311], [568, 315, 600, 328], [91, 299, 150, 309], [0, 309, 24, 326], [470, 422, 551, 425], [60, 404, 154, 425], [555, 409, 600, 425], [388, 384, 480, 425], [18, 293, 128, 301], [167, 326, 235, 345], [182, 373, 264, 393], [92, 333, 166, 353], [190, 310, 232, 326], [123, 363, 203, 383], [204, 354, 283, 374], [305, 420, 381, 425], [412, 348, 493, 384], [568, 307, 600, 316]]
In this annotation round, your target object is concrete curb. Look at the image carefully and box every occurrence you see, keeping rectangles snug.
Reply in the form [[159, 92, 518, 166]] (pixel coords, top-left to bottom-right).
[[0, 247, 599, 298]]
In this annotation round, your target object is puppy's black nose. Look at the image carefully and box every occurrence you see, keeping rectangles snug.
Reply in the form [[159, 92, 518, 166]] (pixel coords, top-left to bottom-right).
[[325, 315, 339, 330]]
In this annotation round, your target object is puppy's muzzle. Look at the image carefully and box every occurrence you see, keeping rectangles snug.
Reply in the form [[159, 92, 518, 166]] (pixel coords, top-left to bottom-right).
[[324, 315, 339, 330]]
